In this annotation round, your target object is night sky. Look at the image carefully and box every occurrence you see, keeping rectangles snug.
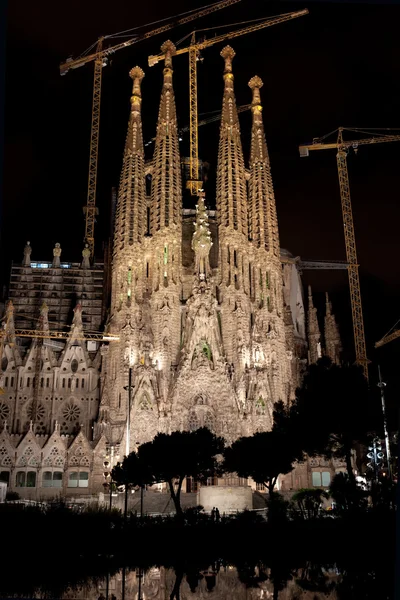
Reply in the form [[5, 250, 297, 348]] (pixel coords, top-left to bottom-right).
[[2, 0, 400, 414]]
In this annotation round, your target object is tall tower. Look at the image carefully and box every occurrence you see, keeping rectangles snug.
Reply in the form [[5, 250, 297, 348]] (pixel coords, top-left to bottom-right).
[[149, 41, 183, 377], [217, 46, 251, 371], [100, 67, 147, 447], [246, 75, 293, 422]]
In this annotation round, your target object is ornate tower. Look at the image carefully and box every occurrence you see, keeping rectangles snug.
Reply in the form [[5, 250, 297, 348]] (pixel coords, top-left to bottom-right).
[[100, 67, 148, 448], [246, 75, 293, 426], [307, 286, 321, 364], [324, 292, 342, 364], [149, 40, 182, 377], [217, 46, 251, 371]]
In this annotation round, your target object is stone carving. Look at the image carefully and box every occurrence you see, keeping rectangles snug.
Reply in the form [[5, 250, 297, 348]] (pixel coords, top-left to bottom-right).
[[23, 241, 32, 267], [81, 243, 91, 269], [52, 242, 62, 268]]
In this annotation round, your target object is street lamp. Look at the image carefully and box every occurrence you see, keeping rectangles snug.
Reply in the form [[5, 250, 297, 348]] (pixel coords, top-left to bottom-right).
[[103, 444, 120, 509]]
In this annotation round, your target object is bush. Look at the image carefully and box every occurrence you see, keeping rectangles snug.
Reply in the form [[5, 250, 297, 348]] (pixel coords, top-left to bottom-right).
[[5, 491, 20, 501]]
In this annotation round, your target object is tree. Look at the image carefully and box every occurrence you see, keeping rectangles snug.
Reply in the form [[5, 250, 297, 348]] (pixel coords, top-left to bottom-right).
[[112, 451, 154, 518], [223, 430, 296, 496], [138, 428, 224, 517], [274, 358, 372, 487]]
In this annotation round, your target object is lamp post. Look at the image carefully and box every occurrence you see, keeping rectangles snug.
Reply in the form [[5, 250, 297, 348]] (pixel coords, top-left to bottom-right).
[[103, 443, 120, 509], [123, 367, 134, 457]]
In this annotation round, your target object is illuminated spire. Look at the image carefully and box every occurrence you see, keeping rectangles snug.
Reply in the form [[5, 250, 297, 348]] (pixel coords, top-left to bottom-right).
[[216, 46, 248, 237], [114, 66, 146, 253], [248, 76, 279, 257], [324, 292, 342, 364], [307, 286, 321, 364], [151, 41, 182, 233]]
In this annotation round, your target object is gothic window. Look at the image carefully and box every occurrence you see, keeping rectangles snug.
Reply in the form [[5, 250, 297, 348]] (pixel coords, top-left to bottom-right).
[[27, 378, 30, 388], [71, 359, 79, 373], [16, 470, 36, 487], [27, 403, 45, 421], [44, 447, 65, 468], [204, 411, 214, 432], [0, 445, 12, 466], [0, 402, 10, 422], [42, 471, 63, 488], [10, 377, 14, 387], [68, 471, 89, 488], [62, 402, 80, 422], [1, 357, 8, 371], [4, 377, 8, 387], [46, 378, 50, 388], [188, 411, 200, 432]]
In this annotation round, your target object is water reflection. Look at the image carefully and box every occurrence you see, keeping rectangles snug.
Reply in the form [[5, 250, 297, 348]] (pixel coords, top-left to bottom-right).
[[60, 566, 339, 600]]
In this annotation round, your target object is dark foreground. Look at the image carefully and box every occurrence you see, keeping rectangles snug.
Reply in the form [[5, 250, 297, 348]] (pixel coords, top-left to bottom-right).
[[0, 502, 395, 599]]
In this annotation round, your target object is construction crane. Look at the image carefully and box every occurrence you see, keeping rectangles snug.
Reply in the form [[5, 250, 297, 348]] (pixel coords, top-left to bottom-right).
[[60, 0, 241, 260], [149, 8, 308, 196], [299, 127, 400, 379], [375, 325, 400, 349]]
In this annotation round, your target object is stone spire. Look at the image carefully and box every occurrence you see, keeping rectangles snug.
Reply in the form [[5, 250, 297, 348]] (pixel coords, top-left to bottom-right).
[[324, 292, 342, 365], [307, 286, 321, 364], [192, 191, 212, 282], [114, 66, 146, 253], [248, 76, 280, 258], [216, 46, 248, 237], [151, 41, 182, 233]]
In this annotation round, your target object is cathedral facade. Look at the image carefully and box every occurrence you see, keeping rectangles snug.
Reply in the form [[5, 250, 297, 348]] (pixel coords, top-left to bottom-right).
[[0, 42, 344, 499]]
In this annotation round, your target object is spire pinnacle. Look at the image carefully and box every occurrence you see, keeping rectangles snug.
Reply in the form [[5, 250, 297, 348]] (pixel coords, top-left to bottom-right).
[[216, 46, 248, 236], [113, 66, 146, 251], [248, 75, 280, 256], [151, 40, 182, 233]]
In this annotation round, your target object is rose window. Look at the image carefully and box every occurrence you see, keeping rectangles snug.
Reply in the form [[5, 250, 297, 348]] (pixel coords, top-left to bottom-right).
[[27, 403, 45, 420], [63, 402, 80, 422], [0, 402, 10, 421]]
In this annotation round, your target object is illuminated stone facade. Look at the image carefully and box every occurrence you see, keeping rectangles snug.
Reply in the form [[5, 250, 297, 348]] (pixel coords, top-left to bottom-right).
[[0, 42, 345, 498]]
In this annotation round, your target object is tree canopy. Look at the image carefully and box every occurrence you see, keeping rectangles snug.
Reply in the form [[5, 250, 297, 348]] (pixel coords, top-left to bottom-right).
[[138, 428, 225, 515], [273, 357, 374, 484], [223, 429, 297, 495]]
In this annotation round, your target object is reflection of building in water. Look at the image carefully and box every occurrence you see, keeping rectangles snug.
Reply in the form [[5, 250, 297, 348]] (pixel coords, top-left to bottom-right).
[[61, 565, 339, 599], [0, 42, 345, 501]]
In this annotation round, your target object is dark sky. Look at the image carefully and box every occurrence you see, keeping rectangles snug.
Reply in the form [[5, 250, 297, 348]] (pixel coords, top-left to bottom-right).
[[2, 0, 400, 409]]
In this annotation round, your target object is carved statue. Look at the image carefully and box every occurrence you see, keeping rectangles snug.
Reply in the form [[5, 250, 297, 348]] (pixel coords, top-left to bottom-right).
[[192, 193, 212, 281], [81, 243, 91, 269], [23, 241, 32, 267], [52, 242, 62, 268]]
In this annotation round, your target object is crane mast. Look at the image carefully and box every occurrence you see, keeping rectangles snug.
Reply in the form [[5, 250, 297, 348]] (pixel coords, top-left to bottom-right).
[[60, 0, 242, 259], [149, 9, 308, 196], [299, 127, 400, 379]]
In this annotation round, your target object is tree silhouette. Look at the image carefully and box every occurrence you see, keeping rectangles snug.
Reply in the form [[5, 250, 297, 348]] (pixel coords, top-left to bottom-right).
[[223, 430, 297, 495], [138, 428, 224, 516], [274, 357, 372, 486]]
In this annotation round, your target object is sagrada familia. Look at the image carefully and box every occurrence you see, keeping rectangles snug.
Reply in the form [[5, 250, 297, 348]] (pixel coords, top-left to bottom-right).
[[0, 42, 344, 499]]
